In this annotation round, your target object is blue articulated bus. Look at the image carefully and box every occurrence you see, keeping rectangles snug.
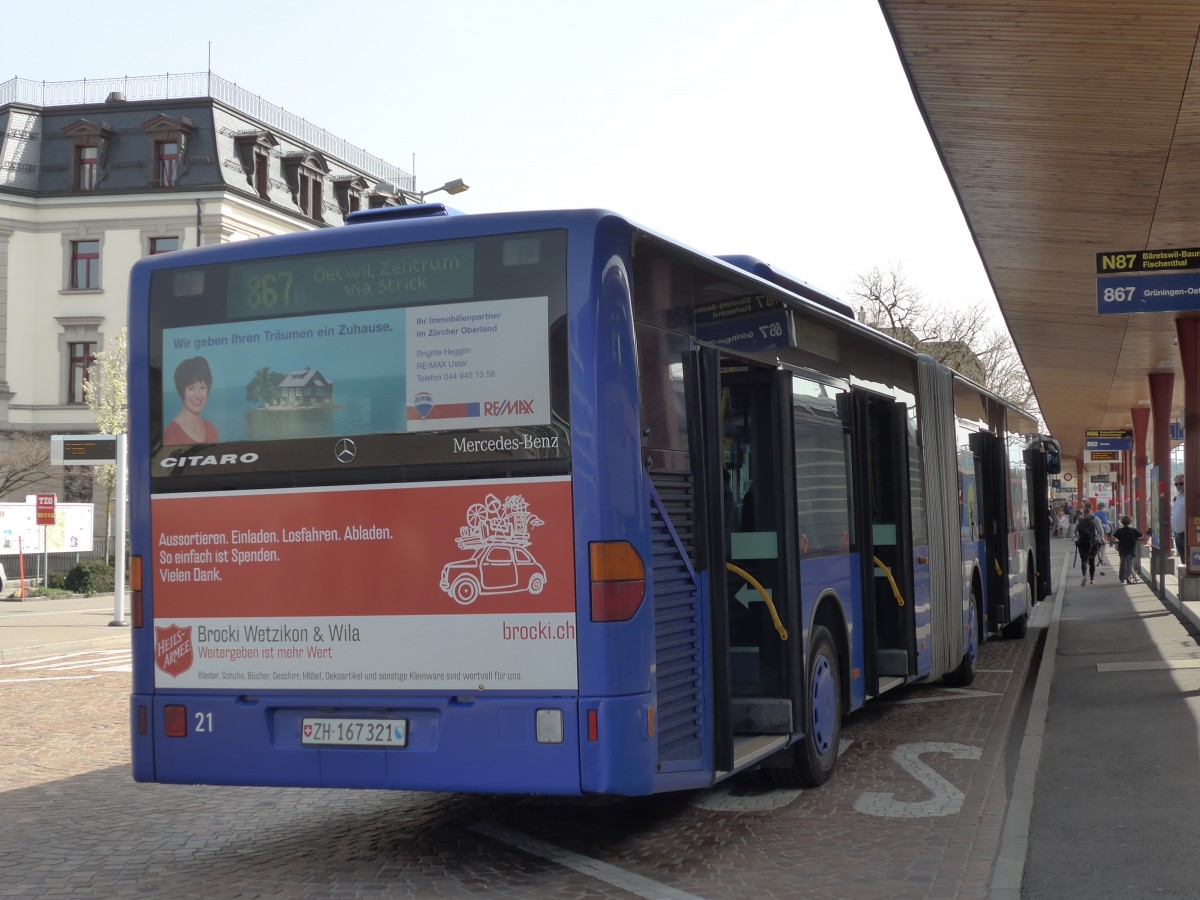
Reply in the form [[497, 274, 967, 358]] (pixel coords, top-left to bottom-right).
[[127, 204, 1059, 795]]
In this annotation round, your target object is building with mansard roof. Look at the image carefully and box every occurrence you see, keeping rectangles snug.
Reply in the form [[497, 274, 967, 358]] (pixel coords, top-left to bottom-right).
[[0, 72, 415, 549]]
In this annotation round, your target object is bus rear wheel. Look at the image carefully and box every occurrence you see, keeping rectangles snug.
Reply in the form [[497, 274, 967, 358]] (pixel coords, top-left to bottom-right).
[[771, 625, 841, 788]]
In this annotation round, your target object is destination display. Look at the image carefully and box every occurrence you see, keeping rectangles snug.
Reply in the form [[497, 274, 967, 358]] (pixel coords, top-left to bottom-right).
[[1096, 248, 1200, 274], [1084, 429, 1132, 451], [1096, 249, 1200, 315], [217, 243, 476, 320]]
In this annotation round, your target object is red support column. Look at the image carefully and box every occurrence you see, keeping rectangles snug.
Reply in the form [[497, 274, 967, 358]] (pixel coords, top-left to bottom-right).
[[1149, 371, 1176, 590], [1132, 407, 1149, 533], [1178, 319, 1200, 594], [1119, 452, 1126, 516]]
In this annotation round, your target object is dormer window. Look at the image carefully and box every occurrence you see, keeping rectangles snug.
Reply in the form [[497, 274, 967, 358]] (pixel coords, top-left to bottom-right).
[[281, 152, 330, 221], [333, 176, 369, 220], [63, 119, 116, 190], [233, 131, 279, 200], [142, 114, 196, 187]]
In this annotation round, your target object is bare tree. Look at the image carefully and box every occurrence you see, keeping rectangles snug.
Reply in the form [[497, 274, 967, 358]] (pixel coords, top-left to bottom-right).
[[849, 264, 928, 341], [0, 432, 53, 500], [850, 264, 1038, 414]]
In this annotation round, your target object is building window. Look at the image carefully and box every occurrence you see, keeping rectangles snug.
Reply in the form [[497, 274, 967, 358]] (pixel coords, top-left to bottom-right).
[[63, 466, 94, 503], [282, 152, 330, 222], [233, 130, 279, 200], [70, 241, 100, 290], [334, 176, 369, 220], [298, 170, 322, 218], [64, 119, 115, 189], [142, 114, 195, 188], [254, 150, 270, 199], [68, 341, 96, 404], [156, 141, 179, 186], [77, 146, 98, 190], [150, 237, 180, 255]]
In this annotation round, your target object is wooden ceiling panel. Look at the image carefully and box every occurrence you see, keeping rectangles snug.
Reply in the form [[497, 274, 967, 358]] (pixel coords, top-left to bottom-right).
[[880, 0, 1200, 461]]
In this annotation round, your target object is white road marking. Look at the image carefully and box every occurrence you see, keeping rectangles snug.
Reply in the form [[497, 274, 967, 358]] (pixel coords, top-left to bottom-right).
[[0, 649, 131, 678], [471, 820, 706, 900], [854, 741, 981, 818], [0, 648, 126, 669], [1097, 659, 1200, 672], [0, 606, 110, 620]]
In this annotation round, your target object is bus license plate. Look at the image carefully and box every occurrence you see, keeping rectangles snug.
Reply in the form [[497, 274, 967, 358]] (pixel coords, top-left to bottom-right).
[[301, 717, 407, 747]]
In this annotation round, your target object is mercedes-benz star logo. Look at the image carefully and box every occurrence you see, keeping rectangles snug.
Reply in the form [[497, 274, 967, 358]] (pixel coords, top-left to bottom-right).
[[335, 438, 357, 464]]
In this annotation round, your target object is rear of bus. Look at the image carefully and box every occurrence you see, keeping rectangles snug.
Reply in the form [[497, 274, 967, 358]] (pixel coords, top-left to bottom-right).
[[128, 208, 649, 794]]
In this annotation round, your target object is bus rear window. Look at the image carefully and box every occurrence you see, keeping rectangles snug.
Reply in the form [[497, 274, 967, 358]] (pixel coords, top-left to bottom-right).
[[149, 231, 569, 484]]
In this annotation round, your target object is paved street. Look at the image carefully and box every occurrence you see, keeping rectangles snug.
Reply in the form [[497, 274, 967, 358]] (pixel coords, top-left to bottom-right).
[[0, 596, 1041, 899]]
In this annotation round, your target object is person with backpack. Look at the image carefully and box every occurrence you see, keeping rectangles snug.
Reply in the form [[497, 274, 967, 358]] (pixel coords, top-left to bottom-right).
[[1112, 515, 1144, 585], [1076, 504, 1102, 586]]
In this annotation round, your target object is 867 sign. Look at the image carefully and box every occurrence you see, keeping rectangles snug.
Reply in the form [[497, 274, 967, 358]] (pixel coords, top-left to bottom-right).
[[1096, 270, 1200, 315]]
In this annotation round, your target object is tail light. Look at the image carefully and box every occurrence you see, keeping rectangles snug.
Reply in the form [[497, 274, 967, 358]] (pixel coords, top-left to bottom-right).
[[131, 555, 143, 628], [163, 705, 187, 737], [589, 541, 645, 622]]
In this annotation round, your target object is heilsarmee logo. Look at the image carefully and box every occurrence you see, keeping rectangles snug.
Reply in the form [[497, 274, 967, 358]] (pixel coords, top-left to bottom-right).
[[155, 623, 194, 677]]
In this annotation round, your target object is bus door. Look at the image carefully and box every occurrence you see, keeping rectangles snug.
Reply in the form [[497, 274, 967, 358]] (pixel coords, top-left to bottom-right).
[[698, 352, 799, 773], [970, 431, 1010, 626], [1025, 442, 1053, 601], [850, 389, 916, 695]]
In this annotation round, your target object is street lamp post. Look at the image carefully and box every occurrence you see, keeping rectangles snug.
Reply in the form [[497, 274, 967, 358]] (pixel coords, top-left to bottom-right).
[[415, 178, 469, 202]]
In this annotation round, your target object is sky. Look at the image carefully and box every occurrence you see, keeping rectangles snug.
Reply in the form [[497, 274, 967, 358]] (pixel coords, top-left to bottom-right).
[[4, 0, 999, 324]]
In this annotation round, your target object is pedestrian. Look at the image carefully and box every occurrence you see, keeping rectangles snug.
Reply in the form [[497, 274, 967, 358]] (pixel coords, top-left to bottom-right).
[[1075, 503, 1102, 586], [1057, 509, 1070, 538], [1112, 515, 1143, 585], [1172, 474, 1186, 561], [1093, 502, 1111, 576]]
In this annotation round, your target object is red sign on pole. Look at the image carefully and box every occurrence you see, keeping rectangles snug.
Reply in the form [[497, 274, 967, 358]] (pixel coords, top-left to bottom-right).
[[36, 494, 56, 526]]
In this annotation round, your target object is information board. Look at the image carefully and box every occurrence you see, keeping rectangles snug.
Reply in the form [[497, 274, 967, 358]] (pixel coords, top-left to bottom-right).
[[1096, 249, 1200, 315], [2, 502, 95, 553]]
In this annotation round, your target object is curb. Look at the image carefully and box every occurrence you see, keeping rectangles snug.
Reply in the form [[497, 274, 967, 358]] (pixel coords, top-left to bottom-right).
[[988, 546, 1067, 899]]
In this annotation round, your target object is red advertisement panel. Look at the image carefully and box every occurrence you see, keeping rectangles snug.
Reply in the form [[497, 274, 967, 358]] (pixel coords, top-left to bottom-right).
[[151, 477, 575, 619]]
